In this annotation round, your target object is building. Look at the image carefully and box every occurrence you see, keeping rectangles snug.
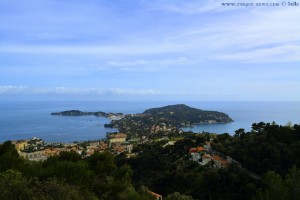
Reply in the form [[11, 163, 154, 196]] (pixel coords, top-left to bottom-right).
[[25, 137, 45, 151], [12, 140, 28, 152], [19, 150, 48, 161], [148, 191, 163, 200], [212, 155, 230, 168], [109, 133, 127, 144], [200, 154, 212, 166]]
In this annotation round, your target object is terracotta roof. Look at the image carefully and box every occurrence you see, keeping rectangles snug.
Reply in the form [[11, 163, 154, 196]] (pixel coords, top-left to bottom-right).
[[148, 191, 162, 198], [189, 148, 197, 153], [115, 147, 126, 152], [197, 146, 205, 151], [212, 155, 230, 165], [203, 154, 211, 159]]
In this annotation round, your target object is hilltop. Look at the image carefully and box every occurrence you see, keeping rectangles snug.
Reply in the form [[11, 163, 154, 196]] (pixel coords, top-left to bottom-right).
[[143, 104, 233, 124]]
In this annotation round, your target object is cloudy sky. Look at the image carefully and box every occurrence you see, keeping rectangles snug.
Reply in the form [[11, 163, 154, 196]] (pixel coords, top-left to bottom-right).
[[1, 0, 300, 101]]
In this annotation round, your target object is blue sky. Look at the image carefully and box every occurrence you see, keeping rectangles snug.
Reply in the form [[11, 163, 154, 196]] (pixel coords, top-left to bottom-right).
[[1, 0, 300, 101]]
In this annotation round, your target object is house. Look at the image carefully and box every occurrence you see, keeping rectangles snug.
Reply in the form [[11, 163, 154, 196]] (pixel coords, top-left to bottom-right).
[[200, 154, 212, 166], [98, 142, 108, 150], [191, 152, 201, 162], [24, 137, 45, 151], [197, 146, 205, 152], [114, 147, 126, 154], [212, 155, 230, 168], [189, 148, 197, 153], [19, 150, 48, 161], [12, 140, 28, 152], [148, 191, 163, 200], [109, 133, 127, 144]]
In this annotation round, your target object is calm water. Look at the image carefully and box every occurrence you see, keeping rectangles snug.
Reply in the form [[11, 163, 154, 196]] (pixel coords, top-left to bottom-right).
[[0, 101, 299, 142]]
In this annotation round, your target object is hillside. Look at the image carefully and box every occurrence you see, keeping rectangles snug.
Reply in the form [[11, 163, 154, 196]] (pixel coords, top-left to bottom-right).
[[105, 104, 233, 136], [143, 104, 233, 124]]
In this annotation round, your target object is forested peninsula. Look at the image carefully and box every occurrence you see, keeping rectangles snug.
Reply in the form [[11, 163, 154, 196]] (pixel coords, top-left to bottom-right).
[[51, 104, 233, 137], [51, 104, 232, 124], [104, 104, 233, 136], [51, 110, 123, 118]]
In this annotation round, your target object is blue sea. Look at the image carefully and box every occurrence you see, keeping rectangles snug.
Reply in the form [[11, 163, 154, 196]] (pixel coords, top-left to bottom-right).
[[0, 101, 299, 142]]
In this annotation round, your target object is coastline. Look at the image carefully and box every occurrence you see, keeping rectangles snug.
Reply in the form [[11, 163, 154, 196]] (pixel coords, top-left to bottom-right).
[[1, 101, 299, 142]]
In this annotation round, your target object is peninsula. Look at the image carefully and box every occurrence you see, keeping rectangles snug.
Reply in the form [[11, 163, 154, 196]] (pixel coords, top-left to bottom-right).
[[104, 104, 233, 136], [51, 104, 233, 137], [51, 110, 124, 119]]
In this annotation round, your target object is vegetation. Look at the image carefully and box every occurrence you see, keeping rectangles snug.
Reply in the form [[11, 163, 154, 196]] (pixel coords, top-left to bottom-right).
[[0, 141, 152, 200], [212, 122, 300, 175], [143, 104, 233, 124], [1, 121, 300, 199], [51, 110, 123, 118], [105, 104, 233, 136], [116, 136, 259, 200]]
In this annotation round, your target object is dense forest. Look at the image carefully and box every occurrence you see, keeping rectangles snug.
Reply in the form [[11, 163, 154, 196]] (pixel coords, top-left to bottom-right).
[[143, 104, 233, 124], [212, 122, 300, 175], [1, 122, 300, 200]]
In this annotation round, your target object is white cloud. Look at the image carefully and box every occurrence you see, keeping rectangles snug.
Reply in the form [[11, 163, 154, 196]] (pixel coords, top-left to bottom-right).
[[164, 7, 300, 63], [0, 86, 29, 94], [107, 57, 188, 67], [107, 60, 149, 67], [0, 44, 188, 56], [0, 86, 163, 96], [1, 1, 300, 66], [218, 45, 300, 63]]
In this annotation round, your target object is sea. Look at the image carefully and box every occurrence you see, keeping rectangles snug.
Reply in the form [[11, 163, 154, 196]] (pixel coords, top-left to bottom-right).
[[0, 101, 299, 143]]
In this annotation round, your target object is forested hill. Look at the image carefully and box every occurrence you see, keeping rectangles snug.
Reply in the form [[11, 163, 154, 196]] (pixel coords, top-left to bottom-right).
[[143, 104, 233, 124], [105, 104, 233, 135]]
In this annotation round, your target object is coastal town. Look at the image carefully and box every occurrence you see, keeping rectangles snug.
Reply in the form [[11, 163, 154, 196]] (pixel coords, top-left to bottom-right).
[[11, 131, 236, 171], [12, 133, 132, 161], [2, 107, 299, 200], [2, 104, 265, 200], [11, 104, 235, 169]]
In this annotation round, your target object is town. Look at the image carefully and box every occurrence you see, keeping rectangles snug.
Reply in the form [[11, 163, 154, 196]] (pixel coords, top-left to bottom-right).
[[11, 131, 236, 171]]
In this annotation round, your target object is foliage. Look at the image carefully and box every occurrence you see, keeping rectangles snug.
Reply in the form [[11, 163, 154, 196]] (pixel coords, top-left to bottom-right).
[[212, 122, 300, 174], [0, 170, 92, 200], [0, 141, 22, 171], [105, 104, 232, 136], [122, 137, 259, 200], [165, 192, 194, 200], [2, 122, 300, 199], [0, 143, 150, 200], [254, 166, 300, 200]]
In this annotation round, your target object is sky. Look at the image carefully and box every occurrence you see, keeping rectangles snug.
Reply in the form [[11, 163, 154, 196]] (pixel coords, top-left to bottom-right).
[[0, 0, 300, 101]]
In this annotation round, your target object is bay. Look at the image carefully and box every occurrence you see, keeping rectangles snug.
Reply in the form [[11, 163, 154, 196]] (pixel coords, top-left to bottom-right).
[[0, 101, 299, 142]]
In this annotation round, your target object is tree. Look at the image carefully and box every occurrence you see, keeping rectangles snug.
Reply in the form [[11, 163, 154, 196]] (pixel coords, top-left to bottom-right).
[[254, 167, 300, 200], [165, 192, 194, 200], [284, 166, 300, 200], [234, 128, 245, 138], [0, 170, 32, 200], [0, 141, 23, 172]]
